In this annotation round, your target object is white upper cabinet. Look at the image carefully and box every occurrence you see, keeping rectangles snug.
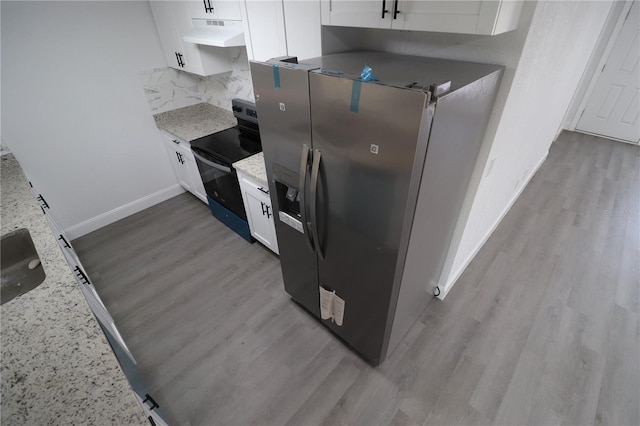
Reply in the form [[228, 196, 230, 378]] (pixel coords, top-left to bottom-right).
[[189, 0, 242, 20], [149, 1, 235, 76], [283, 0, 322, 60], [241, 0, 322, 62], [321, 0, 523, 35], [240, 1, 288, 61]]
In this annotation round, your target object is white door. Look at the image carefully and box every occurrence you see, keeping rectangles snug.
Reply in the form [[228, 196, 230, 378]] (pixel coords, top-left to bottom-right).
[[577, 1, 640, 144]]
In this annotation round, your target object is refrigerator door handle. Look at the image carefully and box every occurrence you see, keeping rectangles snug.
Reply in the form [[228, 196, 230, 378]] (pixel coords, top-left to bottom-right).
[[310, 149, 324, 260], [299, 144, 315, 252]]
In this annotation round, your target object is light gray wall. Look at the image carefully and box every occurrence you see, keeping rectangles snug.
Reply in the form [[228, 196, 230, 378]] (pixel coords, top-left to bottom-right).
[[444, 0, 615, 296], [1, 1, 179, 237]]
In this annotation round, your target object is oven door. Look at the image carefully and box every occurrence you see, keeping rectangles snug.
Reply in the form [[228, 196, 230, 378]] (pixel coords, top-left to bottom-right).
[[191, 147, 246, 219]]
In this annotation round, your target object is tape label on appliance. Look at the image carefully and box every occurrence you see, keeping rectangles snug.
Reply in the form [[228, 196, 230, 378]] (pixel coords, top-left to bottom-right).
[[350, 80, 362, 113], [273, 64, 281, 89]]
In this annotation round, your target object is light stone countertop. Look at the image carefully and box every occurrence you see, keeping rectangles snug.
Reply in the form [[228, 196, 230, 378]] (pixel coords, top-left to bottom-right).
[[0, 154, 146, 425], [153, 102, 237, 142], [233, 152, 268, 187]]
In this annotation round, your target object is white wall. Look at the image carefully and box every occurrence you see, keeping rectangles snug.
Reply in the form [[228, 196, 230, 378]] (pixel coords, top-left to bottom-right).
[[1, 1, 180, 238], [443, 0, 615, 297]]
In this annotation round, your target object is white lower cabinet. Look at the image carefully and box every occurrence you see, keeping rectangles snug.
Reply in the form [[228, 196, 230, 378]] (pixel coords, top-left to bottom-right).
[[237, 171, 279, 254], [160, 131, 207, 203]]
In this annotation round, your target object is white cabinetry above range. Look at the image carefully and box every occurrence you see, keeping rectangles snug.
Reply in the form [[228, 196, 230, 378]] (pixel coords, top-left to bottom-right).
[[241, 0, 322, 61], [321, 0, 523, 35], [148, 0, 237, 76]]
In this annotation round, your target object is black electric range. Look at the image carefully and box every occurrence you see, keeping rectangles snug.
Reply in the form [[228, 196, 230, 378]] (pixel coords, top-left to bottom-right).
[[190, 99, 262, 242]]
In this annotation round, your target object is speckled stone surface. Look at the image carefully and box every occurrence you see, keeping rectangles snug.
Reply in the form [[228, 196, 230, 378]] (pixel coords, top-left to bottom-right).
[[233, 152, 268, 187], [0, 154, 146, 425], [153, 102, 237, 142]]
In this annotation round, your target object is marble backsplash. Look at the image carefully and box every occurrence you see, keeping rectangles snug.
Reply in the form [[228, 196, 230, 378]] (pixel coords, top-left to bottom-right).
[[139, 47, 254, 114]]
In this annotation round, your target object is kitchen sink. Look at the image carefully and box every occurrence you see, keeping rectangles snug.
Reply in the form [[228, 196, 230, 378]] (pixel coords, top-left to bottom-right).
[[1, 228, 46, 305]]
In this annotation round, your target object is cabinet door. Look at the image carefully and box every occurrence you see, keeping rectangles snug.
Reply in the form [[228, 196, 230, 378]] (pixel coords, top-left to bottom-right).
[[189, 0, 242, 20], [244, 189, 279, 253], [321, 0, 390, 29], [239, 173, 279, 254], [149, 1, 186, 70], [184, 154, 208, 203], [241, 1, 288, 61], [163, 140, 193, 192], [322, 0, 521, 35], [169, 1, 207, 75], [283, 0, 322, 60], [391, 1, 484, 32]]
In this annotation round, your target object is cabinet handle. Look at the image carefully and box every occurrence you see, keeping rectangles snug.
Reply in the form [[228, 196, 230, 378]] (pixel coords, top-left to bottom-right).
[[58, 234, 71, 249], [266, 205, 272, 219], [261, 201, 267, 216], [258, 186, 269, 195], [393, 0, 400, 19], [204, 0, 213, 13], [142, 394, 159, 411], [381, 0, 389, 18], [172, 139, 180, 145], [178, 53, 185, 67], [176, 152, 185, 164], [37, 194, 50, 209], [175, 52, 180, 67], [73, 266, 90, 286]]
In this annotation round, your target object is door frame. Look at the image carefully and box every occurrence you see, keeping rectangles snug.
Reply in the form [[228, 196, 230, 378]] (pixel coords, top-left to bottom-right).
[[565, 0, 636, 142]]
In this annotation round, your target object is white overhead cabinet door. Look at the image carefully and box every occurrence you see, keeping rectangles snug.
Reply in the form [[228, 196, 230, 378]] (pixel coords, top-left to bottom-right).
[[577, 1, 640, 144], [321, 0, 522, 35]]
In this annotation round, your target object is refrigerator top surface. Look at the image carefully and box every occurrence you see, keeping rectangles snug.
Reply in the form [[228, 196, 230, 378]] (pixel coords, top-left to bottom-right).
[[297, 51, 503, 94]]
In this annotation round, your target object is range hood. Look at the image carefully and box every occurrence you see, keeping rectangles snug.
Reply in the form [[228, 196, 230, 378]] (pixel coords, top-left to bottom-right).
[[183, 19, 245, 48]]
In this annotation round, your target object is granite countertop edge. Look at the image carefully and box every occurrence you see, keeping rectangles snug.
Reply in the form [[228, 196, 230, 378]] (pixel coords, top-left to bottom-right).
[[0, 154, 147, 425], [233, 152, 268, 187]]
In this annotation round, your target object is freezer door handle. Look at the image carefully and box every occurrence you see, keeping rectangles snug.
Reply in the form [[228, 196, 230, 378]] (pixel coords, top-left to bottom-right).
[[310, 149, 324, 260], [299, 144, 315, 252]]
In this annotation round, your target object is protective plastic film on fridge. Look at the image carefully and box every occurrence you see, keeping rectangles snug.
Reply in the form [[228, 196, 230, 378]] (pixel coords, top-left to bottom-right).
[[250, 52, 503, 366]]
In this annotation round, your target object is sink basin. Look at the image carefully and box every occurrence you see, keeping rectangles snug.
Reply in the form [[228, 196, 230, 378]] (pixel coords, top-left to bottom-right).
[[1, 228, 46, 305]]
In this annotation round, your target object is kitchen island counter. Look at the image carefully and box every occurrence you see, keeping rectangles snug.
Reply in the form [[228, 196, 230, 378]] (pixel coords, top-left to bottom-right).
[[0, 154, 146, 425]]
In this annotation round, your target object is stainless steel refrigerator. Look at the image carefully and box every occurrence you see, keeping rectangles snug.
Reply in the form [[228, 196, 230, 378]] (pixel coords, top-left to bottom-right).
[[250, 51, 503, 366]]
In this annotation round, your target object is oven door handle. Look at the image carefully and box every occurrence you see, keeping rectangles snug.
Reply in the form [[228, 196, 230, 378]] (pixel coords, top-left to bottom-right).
[[192, 150, 232, 173]]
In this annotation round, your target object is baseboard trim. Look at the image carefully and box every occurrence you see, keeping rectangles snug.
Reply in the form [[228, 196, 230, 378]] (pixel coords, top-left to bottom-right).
[[437, 151, 549, 300], [65, 185, 185, 240]]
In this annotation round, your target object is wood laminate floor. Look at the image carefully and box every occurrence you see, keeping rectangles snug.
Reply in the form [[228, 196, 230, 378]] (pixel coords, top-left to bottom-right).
[[73, 131, 639, 426]]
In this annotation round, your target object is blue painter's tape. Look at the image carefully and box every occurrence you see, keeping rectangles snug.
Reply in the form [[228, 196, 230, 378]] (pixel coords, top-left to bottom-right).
[[273, 64, 281, 89], [350, 80, 362, 113]]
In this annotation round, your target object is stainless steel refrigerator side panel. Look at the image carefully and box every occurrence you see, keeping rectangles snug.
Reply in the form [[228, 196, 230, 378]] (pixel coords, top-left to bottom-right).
[[250, 61, 320, 316], [379, 101, 436, 363], [386, 68, 505, 355], [309, 72, 428, 365]]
